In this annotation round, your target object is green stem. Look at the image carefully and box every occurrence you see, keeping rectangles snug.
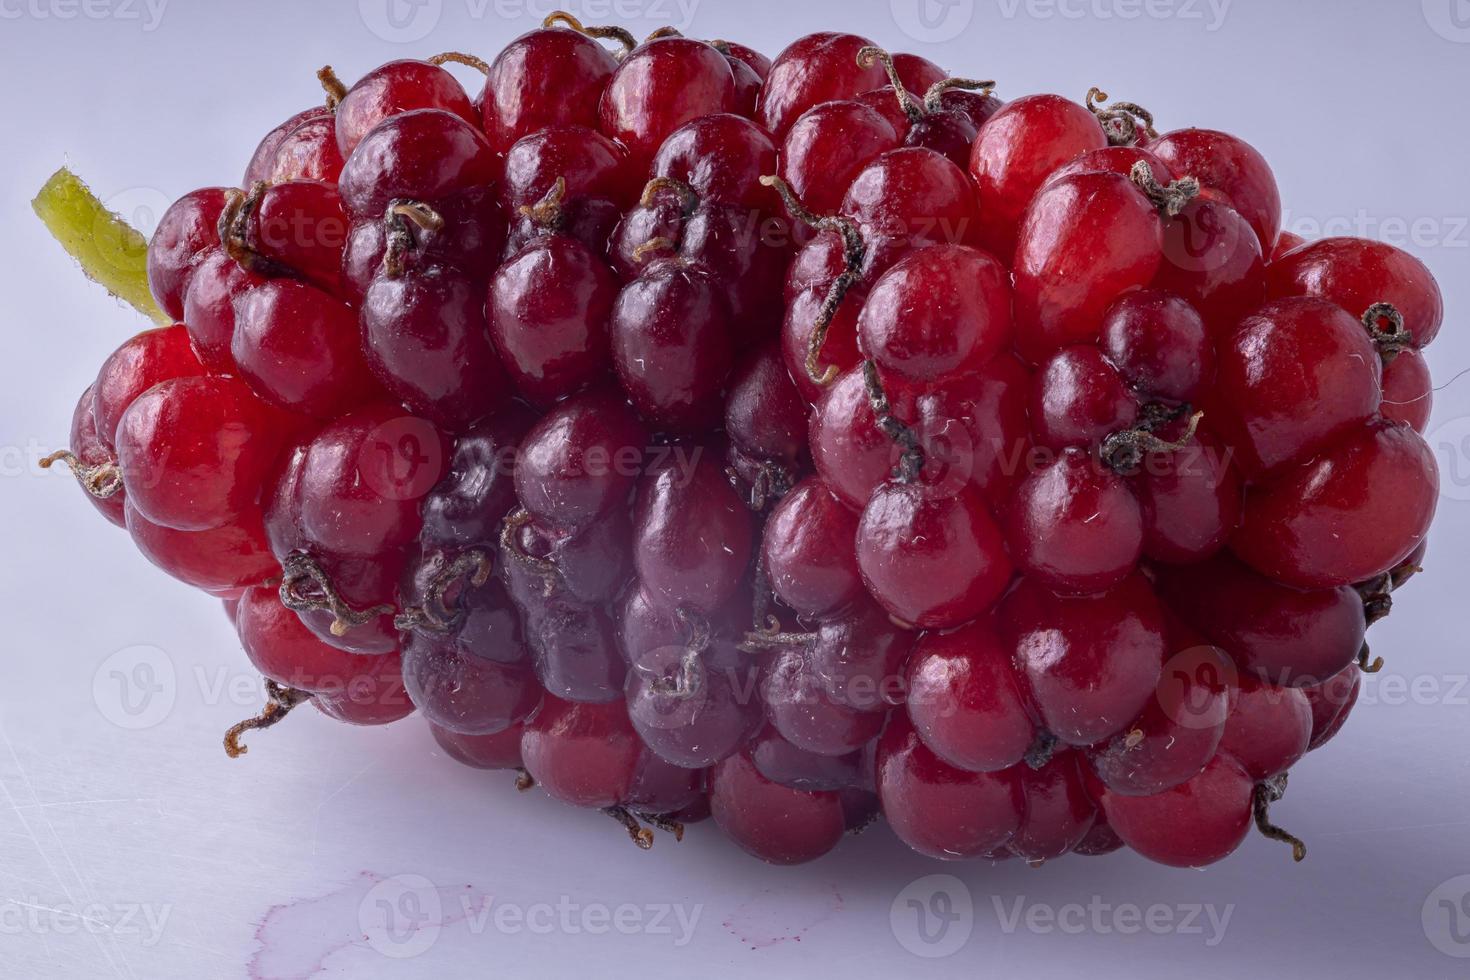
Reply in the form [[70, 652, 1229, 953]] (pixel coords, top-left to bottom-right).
[[32, 167, 168, 325]]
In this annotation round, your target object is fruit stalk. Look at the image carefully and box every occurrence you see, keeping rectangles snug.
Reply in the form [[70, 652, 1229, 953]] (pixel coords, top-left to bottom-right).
[[32, 167, 168, 324]]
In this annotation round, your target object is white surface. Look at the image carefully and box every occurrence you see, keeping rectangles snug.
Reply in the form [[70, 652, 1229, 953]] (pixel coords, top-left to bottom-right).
[[3, 1, 1470, 977]]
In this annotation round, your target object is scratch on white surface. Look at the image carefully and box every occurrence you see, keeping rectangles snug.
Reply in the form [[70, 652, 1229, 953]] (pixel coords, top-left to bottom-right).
[[13, 798, 163, 812], [0, 717, 134, 979], [310, 758, 381, 854], [1316, 819, 1470, 837], [7, 898, 115, 930], [0, 863, 69, 895], [162, 935, 230, 959]]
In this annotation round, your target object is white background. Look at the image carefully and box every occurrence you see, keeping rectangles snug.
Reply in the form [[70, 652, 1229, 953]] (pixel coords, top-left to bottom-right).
[[3, 0, 1470, 977]]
